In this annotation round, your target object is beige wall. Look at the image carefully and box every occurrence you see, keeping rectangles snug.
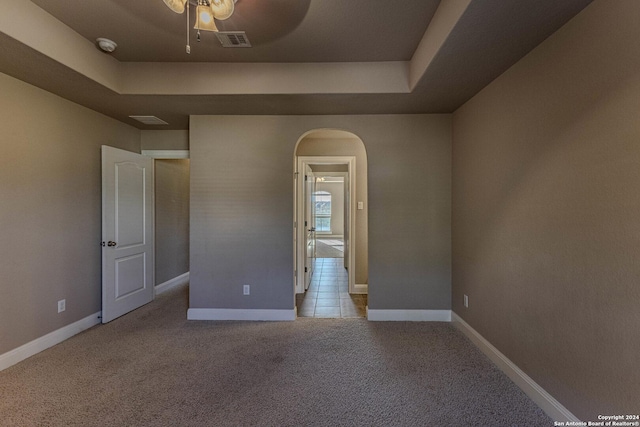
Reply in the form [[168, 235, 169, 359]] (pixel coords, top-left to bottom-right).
[[0, 72, 140, 355], [298, 137, 367, 283], [452, 0, 640, 419], [155, 159, 190, 285]]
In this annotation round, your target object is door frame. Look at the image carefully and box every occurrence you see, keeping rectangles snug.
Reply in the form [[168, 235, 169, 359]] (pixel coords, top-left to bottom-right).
[[303, 164, 316, 291], [295, 156, 356, 294]]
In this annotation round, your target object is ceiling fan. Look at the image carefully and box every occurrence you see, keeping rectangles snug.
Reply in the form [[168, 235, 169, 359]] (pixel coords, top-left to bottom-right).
[[163, 0, 238, 52]]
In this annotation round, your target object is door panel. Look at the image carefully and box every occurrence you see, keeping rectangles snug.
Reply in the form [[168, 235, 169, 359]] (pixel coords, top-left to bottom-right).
[[115, 253, 146, 299], [115, 162, 146, 247], [102, 146, 154, 323]]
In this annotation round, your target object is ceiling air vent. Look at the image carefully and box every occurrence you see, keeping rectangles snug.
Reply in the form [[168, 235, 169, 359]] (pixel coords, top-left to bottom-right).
[[216, 31, 251, 48], [129, 116, 168, 125]]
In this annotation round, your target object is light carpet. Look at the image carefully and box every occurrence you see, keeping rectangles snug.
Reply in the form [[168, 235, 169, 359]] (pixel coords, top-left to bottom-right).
[[0, 284, 551, 426], [315, 240, 344, 258]]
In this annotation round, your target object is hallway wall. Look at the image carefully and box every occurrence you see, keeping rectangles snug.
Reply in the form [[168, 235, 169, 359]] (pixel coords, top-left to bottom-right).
[[155, 159, 190, 285]]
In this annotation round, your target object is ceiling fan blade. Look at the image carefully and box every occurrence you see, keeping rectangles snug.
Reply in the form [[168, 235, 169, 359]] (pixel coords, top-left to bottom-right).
[[163, 0, 188, 14]]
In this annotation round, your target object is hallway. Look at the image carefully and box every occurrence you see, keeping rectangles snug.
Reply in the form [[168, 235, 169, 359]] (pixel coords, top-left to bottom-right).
[[296, 258, 367, 318]]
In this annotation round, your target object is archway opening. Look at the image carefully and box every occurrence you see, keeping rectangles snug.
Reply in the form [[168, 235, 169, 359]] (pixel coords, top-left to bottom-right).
[[293, 129, 368, 319]]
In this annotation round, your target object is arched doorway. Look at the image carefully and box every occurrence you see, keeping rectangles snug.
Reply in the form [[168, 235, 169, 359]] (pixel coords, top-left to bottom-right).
[[293, 129, 368, 318]]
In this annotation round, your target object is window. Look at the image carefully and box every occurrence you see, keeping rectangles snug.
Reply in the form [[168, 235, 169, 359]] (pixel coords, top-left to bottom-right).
[[314, 191, 331, 233]]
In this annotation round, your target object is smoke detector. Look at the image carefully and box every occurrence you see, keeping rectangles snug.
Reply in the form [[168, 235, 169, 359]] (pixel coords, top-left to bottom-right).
[[96, 38, 117, 53]]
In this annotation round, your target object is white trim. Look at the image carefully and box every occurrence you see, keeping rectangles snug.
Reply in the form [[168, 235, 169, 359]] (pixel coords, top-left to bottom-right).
[[367, 309, 451, 322], [187, 308, 296, 321], [0, 312, 101, 372], [155, 272, 189, 295], [141, 150, 190, 159], [353, 283, 368, 294], [451, 312, 580, 422]]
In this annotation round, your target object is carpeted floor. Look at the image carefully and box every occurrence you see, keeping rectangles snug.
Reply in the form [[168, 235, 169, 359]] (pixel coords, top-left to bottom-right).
[[0, 285, 552, 426], [315, 239, 344, 258]]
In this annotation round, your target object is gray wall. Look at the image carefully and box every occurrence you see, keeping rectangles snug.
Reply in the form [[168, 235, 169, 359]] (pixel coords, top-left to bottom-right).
[[190, 115, 451, 311], [155, 159, 190, 285], [298, 137, 367, 283], [0, 72, 140, 355], [452, 0, 640, 419], [141, 130, 189, 151]]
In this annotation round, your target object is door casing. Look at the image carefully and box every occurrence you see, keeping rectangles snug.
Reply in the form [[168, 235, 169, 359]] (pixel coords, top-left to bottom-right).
[[295, 156, 356, 295]]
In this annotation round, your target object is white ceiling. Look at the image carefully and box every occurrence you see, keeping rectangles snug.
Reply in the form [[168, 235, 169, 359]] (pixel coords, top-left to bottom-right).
[[0, 0, 593, 130]]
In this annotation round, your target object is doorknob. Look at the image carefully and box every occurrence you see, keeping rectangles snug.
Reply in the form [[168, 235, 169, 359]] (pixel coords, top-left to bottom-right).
[[107, 241, 117, 247]]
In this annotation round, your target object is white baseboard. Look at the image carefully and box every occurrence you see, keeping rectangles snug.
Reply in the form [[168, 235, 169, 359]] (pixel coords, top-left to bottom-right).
[[353, 283, 368, 294], [155, 272, 189, 295], [187, 308, 296, 321], [451, 312, 580, 422], [0, 312, 101, 372], [367, 309, 451, 322]]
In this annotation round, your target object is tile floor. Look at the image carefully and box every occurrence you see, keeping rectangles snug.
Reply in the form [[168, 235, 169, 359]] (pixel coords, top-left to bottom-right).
[[296, 258, 367, 318]]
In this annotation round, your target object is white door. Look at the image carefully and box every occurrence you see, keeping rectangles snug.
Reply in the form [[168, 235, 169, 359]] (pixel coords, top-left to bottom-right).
[[101, 146, 154, 323], [304, 165, 316, 290]]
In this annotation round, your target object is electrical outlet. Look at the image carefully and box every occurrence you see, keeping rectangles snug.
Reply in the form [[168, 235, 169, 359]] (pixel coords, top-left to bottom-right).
[[58, 299, 66, 313], [243, 285, 250, 295], [464, 294, 469, 308]]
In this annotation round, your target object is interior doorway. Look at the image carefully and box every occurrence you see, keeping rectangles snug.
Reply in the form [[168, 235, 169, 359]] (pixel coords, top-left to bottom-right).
[[102, 148, 190, 322], [314, 174, 346, 259], [295, 157, 354, 293], [141, 150, 190, 296], [293, 130, 368, 318]]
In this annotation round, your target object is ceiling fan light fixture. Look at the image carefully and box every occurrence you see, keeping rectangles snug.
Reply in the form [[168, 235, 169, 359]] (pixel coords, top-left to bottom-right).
[[194, 3, 219, 32], [210, 0, 235, 20], [163, 0, 188, 14]]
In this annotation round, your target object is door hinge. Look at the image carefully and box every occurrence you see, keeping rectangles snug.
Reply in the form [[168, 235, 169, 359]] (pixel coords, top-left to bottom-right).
[[305, 174, 308, 181], [304, 220, 307, 227], [304, 267, 308, 273]]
